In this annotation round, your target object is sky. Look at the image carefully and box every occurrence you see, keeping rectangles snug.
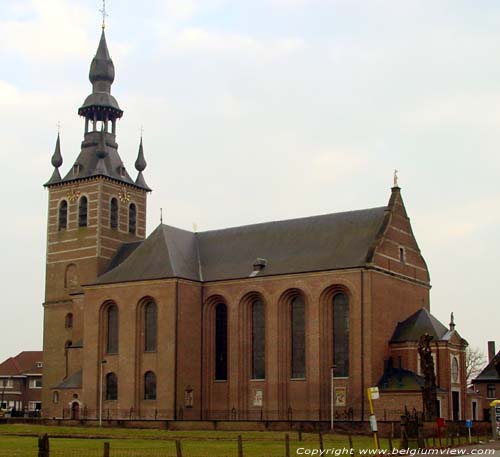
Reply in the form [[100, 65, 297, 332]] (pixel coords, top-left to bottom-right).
[[0, 0, 498, 365]]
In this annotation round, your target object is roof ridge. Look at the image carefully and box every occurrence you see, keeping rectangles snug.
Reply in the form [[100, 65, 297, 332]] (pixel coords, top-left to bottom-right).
[[199, 206, 387, 235]]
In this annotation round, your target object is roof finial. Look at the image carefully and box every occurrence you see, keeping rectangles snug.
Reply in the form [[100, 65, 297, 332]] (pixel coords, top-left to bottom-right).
[[57, 120, 61, 134], [393, 169, 399, 188], [449, 312, 455, 331], [100, 0, 108, 30], [192, 222, 198, 232], [160, 208, 163, 224]]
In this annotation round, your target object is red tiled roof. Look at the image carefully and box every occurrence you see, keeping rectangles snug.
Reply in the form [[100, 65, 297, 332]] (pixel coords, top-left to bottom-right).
[[0, 351, 42, 376]]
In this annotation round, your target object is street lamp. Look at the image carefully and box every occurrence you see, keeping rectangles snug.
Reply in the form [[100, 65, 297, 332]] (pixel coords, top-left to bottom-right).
[[99, 360, 107, 427], [331, 365, 337, 431]]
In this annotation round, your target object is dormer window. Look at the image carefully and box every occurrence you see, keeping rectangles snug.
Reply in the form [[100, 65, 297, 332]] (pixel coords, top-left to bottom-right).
[[36, 362, 43, 368], [72, 163, 81, 177]]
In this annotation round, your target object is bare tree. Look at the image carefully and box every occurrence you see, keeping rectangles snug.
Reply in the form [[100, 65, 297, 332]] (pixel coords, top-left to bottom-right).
[[466, 346, 487, 384]]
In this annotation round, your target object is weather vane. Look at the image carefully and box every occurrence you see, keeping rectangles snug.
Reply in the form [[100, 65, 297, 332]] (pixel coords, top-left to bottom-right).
[[100, 0, 108, 30]]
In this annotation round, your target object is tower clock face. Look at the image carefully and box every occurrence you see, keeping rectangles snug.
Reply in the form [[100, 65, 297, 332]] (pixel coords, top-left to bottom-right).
[[451, 357, 459, 382]]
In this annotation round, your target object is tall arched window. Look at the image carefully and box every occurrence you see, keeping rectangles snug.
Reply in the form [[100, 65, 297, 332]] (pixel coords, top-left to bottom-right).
[[105, 372, 118, 400], [215, 303, 228, 380], [291, 296, 305, 379], [333, 293, 349, 377], [144, 371, 157, 400], [144, 301, 157, 352], [78, 196, 88, 227], [128, 203, 136, 234], [252, 299, 265, 380], [106, 305, 118, 354], [110, 198, 118, 229], [58, 200, 68, 231], [65, 313, 73, 329]]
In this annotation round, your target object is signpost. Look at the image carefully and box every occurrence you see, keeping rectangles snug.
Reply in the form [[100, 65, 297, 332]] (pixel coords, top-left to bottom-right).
[[465, 419, 472, 444], [436, 417, 446, 447], [367, 387, 380, 450], [491, 400, 500, 440]]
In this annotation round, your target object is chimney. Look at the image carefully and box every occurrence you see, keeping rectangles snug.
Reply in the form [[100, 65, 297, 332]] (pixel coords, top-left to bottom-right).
[[488, 341, 496, 362]]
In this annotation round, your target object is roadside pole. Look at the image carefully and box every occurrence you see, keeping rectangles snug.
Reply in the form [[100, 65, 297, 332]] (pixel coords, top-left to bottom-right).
[[367, 387, 380, 450]]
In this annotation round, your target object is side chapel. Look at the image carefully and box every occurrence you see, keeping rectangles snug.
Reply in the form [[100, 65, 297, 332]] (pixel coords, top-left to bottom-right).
[[42, 27, 478, 422]]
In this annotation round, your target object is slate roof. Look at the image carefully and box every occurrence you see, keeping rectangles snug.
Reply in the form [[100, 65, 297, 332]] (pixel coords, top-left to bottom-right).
[[94, 206, 388, 285], [473, 352, 500, 382], [55, 370, 83, 389], [378, 367, 447, 392], [390, 308, 450, 343], [0, 351, 43, 376]]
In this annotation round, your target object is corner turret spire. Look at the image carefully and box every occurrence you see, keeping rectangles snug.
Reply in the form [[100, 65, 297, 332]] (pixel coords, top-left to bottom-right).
[[134, 136, 151, 191], [45, 133, 63, 185]]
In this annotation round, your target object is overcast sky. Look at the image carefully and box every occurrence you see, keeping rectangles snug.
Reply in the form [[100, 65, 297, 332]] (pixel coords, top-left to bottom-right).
[[0, 0, 498, 365]]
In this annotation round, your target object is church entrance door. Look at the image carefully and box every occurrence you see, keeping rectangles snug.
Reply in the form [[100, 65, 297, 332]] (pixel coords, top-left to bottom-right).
[[452, 391, 460, 421], [71, 402, 80, 420]]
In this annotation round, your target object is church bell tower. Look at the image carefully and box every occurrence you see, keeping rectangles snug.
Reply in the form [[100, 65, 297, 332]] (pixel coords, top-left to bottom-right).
[[42, 26, 151, 407]]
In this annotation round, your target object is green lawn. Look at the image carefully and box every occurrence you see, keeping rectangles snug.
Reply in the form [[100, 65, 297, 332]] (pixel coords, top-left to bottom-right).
[[0, 424, 391, 457], [1, 424, 489, 457]]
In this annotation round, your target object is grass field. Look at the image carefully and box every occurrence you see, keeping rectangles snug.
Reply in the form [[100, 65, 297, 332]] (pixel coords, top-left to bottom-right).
[[0, 424, 390, 457], [0, 424, 490, 457]]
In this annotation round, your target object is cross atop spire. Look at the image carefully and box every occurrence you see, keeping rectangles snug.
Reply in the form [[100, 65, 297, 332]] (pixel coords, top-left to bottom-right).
[[100, 0, 108, 30]]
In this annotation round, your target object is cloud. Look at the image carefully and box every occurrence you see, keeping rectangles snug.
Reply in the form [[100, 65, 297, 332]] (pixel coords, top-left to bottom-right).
[[163, 27, 306, 60], [0, 0, 93, 60]]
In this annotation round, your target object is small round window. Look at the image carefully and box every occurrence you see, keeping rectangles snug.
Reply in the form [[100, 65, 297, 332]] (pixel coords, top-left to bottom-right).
[[451, 357, 459, 382]]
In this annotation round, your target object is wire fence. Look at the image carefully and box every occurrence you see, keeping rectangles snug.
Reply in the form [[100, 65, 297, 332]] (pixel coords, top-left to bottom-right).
[[58, 407, 408, 421], [3, 429, 493, 457]]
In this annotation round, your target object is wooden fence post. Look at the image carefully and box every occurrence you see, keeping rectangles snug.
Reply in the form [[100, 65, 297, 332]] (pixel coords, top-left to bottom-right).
[[285, 434, 290, 457], [298, 430, 302, 441], [38, 434, 49, 457], [238, 435, 243, 457], [176, 440, 183, 457], [103, 442, 110, 457], [319, 432, 324, 452]]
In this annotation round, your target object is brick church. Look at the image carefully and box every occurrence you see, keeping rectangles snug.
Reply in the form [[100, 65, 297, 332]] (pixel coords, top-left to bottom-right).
[[42, 27, 479, 422]]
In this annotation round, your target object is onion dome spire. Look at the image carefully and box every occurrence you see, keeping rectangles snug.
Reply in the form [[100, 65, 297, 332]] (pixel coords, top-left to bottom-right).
[[134, 136, 151, 190], [89, 30, 115, 87], [78, 29, 122, 119], [45, 132, 63, 185]]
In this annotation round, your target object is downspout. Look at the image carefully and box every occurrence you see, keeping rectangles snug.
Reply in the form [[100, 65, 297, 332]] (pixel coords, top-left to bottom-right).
[[199, 284, 204, 420], [174, 281, 179, 420], [361, 269, 365, 421], [195, 232, 204, 420]]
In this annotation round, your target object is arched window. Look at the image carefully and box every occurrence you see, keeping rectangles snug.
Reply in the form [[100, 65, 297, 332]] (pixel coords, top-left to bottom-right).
[[291, 296, 305, 379], [252, 299, 265, 380], [144, 371, 157, 400], [58, 200, 68, 231], [65, 313, 73, 329], [333, 293, 349, 377], [53, 391, 59, 404], [110, 198, 118, 229], [106, 305, 118, 354], [215, 303, 227, 380], [105, 372, 118, 400], [128, 203, 136, 234], [144, 301, 157, 352], [78, 196, 88, 227]]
